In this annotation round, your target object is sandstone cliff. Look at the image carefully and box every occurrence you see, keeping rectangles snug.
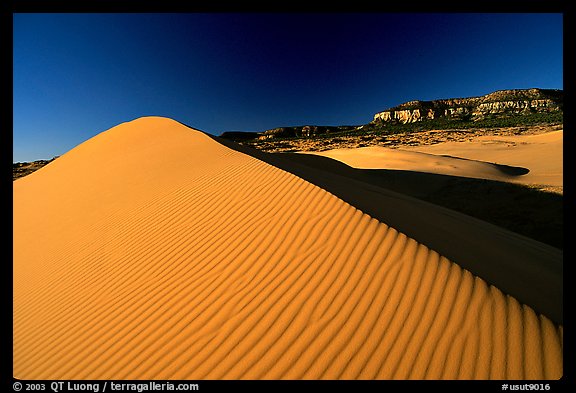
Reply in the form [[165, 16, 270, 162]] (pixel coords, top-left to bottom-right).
[[373, 88, 563, 124], [219, 88, 563, 142]]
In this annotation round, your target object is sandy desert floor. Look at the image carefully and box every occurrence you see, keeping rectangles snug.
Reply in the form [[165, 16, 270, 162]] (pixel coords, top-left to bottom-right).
[[306, 128, 563, 193], [296, 128, 563, 250], [13, 117, 562, 379]]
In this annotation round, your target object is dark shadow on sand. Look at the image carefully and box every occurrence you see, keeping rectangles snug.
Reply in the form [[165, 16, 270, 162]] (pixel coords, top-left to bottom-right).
[[437, 154, 531, 176], [282, 153, 560, 249], [205, 133, 562, 325]]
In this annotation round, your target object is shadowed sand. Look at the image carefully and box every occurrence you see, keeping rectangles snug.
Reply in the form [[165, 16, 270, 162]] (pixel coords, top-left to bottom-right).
[[217, 139, 562, 325], [308, 130, 563, 189], [13, 117, 562, 379], [305, 146, 530, 181]]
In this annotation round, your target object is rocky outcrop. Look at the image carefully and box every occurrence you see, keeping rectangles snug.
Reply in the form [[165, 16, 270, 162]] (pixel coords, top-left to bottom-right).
[[472, 99, 559, 118], [220, 88, 563, 142], [257, 125, 357, 140], [376, 107, 436, 123], [373, 88, 562, 124]]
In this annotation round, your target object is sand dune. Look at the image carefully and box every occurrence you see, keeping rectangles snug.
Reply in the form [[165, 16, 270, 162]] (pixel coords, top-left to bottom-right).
[[306, 146, 529, 183], [309, 129, 562, 189], [403, 130, 563, 188], [13, 117, 562, 379]]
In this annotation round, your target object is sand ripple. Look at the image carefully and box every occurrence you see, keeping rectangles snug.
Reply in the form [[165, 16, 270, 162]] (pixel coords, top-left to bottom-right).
[[13, 117, 562, 379]]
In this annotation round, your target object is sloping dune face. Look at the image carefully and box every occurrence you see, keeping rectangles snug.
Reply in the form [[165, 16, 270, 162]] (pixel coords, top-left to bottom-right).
[[13, 117, 562, 380]]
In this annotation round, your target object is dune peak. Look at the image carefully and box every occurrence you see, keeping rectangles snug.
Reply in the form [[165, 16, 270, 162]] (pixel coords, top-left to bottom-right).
[[13, 117, 563, 380]]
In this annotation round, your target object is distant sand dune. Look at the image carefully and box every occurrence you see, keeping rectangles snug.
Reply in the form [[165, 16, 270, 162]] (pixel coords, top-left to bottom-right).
[[404, 130, 563, 188], [13, 117, 562, 379], [309, 130, 563, 188]]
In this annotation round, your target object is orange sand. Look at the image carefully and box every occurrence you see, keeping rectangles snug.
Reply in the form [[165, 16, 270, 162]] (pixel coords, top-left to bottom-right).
[[13, 117, 562, 379], [309, 130, 563, 188]]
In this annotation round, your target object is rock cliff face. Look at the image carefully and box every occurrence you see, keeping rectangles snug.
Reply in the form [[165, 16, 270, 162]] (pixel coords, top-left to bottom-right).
[[220, 88, 563, 142], [373, 88, 563, 124], [259, 125, 357, 140]]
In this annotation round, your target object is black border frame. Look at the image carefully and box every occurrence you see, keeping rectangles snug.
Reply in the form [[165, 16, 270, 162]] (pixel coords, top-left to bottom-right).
[[6, 2, 572, 391]]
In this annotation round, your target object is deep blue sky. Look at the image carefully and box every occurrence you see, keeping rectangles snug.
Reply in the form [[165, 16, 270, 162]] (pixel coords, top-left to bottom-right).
[[13, 13, 563, 162]]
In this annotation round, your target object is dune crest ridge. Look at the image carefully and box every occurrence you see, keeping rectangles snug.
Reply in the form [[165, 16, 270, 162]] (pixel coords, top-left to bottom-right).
[[13, 117, 562, 380]]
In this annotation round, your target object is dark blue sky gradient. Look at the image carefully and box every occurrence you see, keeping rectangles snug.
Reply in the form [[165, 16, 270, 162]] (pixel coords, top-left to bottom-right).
[[13, 13, 563, 162]]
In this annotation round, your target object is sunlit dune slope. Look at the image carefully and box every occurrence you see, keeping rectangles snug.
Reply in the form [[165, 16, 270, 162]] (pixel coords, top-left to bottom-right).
[[13, 117, 562, 379]]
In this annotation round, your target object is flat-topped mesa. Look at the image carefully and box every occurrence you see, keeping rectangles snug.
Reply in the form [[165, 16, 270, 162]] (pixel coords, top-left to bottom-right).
[[373, 88, 563, 124]]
